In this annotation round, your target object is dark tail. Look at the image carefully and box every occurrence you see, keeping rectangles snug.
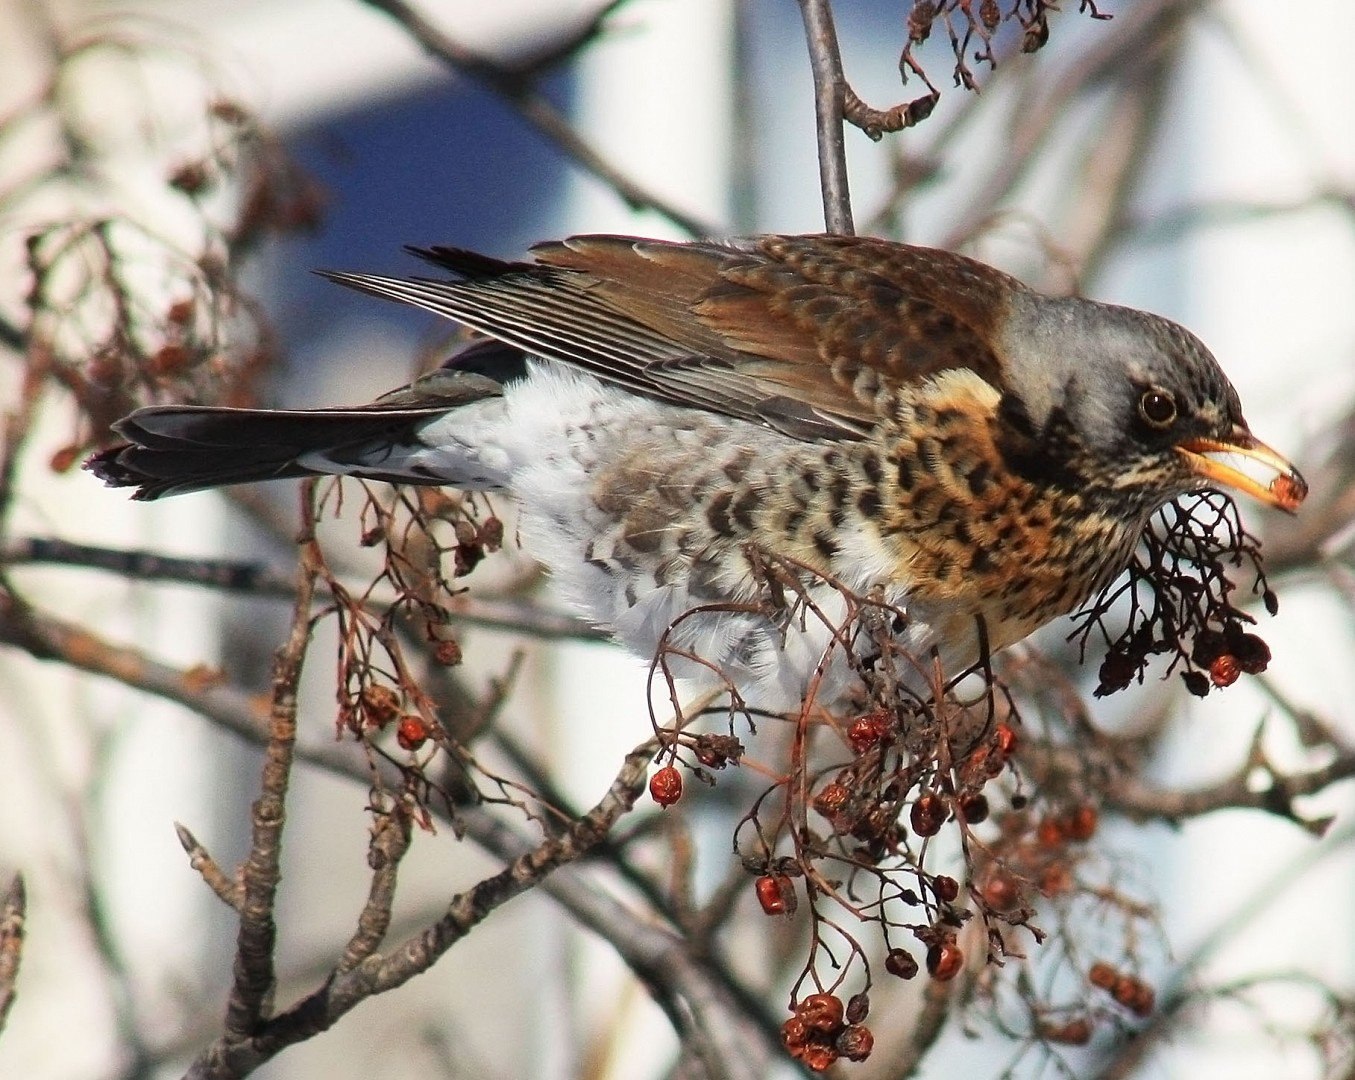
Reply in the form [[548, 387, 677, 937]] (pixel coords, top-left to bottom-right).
[[87, 363, 509, 500]]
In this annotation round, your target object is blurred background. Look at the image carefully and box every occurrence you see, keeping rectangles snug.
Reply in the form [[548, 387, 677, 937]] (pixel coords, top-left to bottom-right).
[[0, 1, 1352, 1077]]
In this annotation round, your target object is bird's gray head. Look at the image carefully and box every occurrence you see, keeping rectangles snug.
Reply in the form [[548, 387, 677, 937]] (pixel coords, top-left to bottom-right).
[[997, 292, 1304, 513]]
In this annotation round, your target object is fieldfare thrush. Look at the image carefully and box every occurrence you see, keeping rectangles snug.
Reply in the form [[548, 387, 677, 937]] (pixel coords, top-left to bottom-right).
[[88, 234, 1307, 709]]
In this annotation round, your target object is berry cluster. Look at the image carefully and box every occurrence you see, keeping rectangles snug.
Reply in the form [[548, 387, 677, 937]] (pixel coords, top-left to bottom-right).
[[780, 992, 874, 1072], [1072, 491, 1277, 698]]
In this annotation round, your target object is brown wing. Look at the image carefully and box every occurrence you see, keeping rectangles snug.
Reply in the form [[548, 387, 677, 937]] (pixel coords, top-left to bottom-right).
[[319, 234, 1018, 441]]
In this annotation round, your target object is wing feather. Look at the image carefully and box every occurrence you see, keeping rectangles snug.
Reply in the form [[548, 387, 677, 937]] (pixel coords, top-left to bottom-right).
[[320, 234, 1019, 441]]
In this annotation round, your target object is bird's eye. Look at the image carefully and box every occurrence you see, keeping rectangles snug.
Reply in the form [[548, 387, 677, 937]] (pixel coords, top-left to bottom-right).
[[1137, 388, 1177, 429]]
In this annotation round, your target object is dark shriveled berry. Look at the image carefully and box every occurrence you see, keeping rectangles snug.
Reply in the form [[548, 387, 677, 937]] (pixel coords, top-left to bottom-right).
[[885, 948, 919, 979], [910, 793, 946, 837], [836, 1024, 874, 1062]]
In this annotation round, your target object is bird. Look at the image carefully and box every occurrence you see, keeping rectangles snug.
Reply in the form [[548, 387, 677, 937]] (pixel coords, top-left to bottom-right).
[[88, 233, 1307, 711]]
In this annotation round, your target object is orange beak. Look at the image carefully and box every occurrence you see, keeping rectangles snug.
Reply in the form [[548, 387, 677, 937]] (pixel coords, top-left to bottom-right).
[[1175, 429, 1308, 514]]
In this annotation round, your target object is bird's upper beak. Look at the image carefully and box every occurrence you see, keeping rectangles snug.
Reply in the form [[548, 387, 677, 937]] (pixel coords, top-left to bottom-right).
[[1175, 428, 1308, 513]]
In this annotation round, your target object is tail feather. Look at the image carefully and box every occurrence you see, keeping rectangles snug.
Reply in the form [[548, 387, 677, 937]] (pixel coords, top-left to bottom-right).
[[87, 364, 509, 500]]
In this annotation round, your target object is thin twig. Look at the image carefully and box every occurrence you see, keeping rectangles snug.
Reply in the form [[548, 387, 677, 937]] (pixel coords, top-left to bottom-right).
[[358, 0, 720, 238], [224, 484, 321, 1040], [937, 0, 1204, 251], [175, 822, 245, 912], [336, 795, 413, 973], [795, 0, 854, 235], [0, 874, 26, 1034], [3, 534, 605, 641]]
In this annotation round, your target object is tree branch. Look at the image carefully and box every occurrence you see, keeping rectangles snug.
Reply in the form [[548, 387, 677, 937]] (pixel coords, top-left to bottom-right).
[[795, 0, 854, 235], [0, 874, 26, 1035], [358, 0, 721, 238]]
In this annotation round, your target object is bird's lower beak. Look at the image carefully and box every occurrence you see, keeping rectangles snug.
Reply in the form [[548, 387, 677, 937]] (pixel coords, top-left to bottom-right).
[[1175, 429, 1308, 513]]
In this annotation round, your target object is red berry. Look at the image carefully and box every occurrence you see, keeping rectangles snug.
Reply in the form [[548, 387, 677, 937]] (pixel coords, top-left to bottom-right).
[[933, 875, 960, 902], [1066, 804, 1098, 842], [396, 714, 429, 751], [993, 722, 1018, 758], [798, 992, 845, 1033], [1041, 1017, 1093, 1045], [812, 782, 850, 819], [1209, 653, 1241, 687], [649, 765, 683, 807], [1036, 816, 1065, 848], [799, 1042, 838, 1071], [981, 869, 1021, 911], [847, 711, 889, 754], [1111, 974, 1155, 1017], [910, 793, 946, 837], [1088, 961, 1118, 990], [926, 940, 964, 981], [755, 873, 797, 916]]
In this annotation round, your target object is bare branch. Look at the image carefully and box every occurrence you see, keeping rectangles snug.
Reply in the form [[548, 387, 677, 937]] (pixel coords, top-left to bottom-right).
[[796, 0, 854, 235], [224, 485, 321, 1039], [335, 795, 413, 974], [358, 0, 720, 238], [3, 534, 605, 641], [175, 822, 244, 912], [0, 874, 26, 1034]]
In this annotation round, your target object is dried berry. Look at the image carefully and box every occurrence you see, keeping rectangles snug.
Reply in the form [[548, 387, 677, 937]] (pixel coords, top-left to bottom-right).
[[910, 793, 946, 837], [994, 722, 1018, 758], [360, 685, 401, 728], [981, 869, 1021, 911], [799, 993, 845, 1034], [1111, 974, 1156, 1017], [908, 1, 937, 43], [1036, 816, 1065, 848], [1182, 670, 1211, 697], [1097, 650, 1137, 694], [1066, 804, 1098, 842], [1192, 627, 1229, 667], [1209, 653, 1240, 687], [959, 792, 989, 824], [396, 714, 429, 751], [799, 1042, 838, 1072], [1040, 863, 1073, 896], [1088, 961, 1118, 990], [1041, 1017, 1093, 1045], [649, 765, 683, 807], [933, 875, 960, 903], [836, 1024, 875, 1062], [845, 992, 870, 1024], [755, 873, 796, 916], [1268, 471, 1307, 512], [885, 948, 919, 979], [847, 712, 890, 754], [1230, 631, 1271, 674], [926, 940, 964, 981], [812, 782, 850, 819]]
